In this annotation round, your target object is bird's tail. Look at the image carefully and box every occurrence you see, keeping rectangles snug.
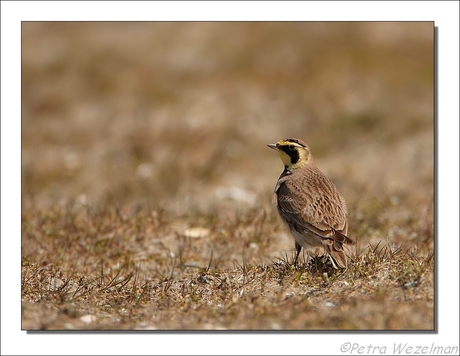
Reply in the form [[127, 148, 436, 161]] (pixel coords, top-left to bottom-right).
[[322, 230, 355, 269]]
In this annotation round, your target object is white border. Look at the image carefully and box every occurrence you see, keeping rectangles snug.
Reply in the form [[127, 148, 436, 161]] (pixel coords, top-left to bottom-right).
[[2, 1, 459, 355]]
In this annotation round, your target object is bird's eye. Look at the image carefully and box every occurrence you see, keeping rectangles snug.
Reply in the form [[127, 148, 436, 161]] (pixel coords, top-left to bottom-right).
[[289, 144, 295, 150]]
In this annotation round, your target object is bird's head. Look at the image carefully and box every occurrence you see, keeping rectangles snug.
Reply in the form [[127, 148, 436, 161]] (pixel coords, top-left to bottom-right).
[[267, 138, 313, 170]]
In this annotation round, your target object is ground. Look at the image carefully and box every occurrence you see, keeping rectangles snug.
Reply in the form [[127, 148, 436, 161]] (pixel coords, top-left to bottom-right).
[[21, 22, 434, 330]]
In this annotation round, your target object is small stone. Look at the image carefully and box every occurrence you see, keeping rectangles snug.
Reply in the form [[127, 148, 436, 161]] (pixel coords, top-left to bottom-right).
[[80, 314, 96, 324], [184, 227, 210, 238], [135, 323, 157, 330]]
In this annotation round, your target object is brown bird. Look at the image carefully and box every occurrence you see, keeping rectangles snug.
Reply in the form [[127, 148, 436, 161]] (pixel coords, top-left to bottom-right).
[[268, 138, 355, 268]]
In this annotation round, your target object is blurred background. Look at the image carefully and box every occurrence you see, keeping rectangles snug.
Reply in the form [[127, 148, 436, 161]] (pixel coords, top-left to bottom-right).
[[22, 22, 433, 218]]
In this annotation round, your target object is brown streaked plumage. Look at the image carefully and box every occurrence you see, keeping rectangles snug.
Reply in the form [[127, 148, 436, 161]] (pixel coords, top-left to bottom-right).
[[268, 138, 355, 268]]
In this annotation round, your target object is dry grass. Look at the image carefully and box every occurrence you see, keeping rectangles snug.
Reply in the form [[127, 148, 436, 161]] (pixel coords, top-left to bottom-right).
[[21, 22, 434, 330], [22, 201, 434, 330]]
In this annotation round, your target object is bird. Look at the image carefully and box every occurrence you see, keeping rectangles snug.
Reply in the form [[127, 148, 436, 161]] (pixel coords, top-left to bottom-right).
[[267, 138, 355, 268]]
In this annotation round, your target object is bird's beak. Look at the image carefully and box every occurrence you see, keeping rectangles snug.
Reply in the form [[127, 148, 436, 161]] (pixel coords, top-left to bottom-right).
[[267, 143, 278, 150]]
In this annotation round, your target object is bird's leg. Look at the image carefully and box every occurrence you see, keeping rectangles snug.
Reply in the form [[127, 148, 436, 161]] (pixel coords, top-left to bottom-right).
[[294, 242, 302, 266]]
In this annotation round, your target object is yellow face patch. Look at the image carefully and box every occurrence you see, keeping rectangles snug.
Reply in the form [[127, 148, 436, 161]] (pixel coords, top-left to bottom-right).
[[278, 149, 294, 167], [268, 138, 311, 170], [275, 140, 310, 169]]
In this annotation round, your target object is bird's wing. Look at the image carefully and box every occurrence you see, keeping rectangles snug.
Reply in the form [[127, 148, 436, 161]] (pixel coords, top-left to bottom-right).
[[276, 177, 354, 245]]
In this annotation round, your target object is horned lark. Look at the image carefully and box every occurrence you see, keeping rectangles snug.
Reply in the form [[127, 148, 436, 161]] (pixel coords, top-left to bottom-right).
[[268, 138, 355, 268]]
